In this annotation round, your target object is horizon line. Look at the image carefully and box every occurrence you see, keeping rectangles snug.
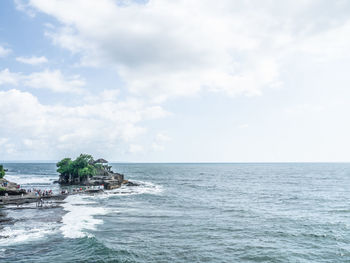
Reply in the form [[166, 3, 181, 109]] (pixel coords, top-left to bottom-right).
[[1, 160, 350, 164]]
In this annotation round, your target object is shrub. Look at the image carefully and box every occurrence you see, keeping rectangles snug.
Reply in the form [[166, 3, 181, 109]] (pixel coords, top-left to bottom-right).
[[0, 165, 5, 179], [56, 154, 97, 181]]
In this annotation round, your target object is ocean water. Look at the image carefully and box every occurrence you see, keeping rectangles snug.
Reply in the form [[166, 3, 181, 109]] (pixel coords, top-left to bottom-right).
[[1, 163, 350, 262]]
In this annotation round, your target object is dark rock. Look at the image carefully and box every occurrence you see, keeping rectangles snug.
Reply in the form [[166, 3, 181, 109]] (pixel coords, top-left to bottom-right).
[[0, 216, 14, 224], [0, 178, 27, 196], [125, 181, 139, 187], [0, 189, 26, 196], [85, 189, 104, 194], [0, 211, 15, 226]]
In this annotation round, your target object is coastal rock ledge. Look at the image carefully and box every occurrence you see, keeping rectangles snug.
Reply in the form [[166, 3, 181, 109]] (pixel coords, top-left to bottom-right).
[[57, 155, 132, 190]]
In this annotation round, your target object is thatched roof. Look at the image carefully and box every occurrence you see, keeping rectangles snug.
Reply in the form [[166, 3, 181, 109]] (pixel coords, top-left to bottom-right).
[[94, 158, 108, 164]]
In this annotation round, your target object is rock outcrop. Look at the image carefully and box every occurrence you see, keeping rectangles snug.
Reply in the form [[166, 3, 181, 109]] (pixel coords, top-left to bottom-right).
[[58, 158, 125, 190], [0, 178, 26, 196]]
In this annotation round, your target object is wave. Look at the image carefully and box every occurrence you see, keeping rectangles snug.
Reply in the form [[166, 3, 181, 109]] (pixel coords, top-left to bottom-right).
[[60, 181, 163, 238], [4, 174, 55, 186], [60, 195, 109, 239], [0, 180, 163, 243], [0, 222, 59, 246], [106, 180, 164, 196]]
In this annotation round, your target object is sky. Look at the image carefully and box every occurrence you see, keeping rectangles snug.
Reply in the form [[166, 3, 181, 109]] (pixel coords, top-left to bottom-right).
[[1, 0, 350, 162]]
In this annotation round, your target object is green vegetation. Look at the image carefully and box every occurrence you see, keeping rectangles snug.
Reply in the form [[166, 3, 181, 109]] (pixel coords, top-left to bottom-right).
[[56, 154, 97, 182], [0, 165, 5, 179]]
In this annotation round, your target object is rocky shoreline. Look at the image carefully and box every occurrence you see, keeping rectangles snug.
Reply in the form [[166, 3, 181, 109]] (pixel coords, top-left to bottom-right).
[[0, 178, 26, 196], [0, 157, 139, 208]]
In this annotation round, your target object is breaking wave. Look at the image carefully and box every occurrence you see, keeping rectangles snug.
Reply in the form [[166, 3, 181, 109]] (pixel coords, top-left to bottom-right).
[[0, 222, 59, 246], [4, 174, 55, 186], [104, 180, 164, 196], [60, 181, 163, 238], [60, 195, 109, 239]]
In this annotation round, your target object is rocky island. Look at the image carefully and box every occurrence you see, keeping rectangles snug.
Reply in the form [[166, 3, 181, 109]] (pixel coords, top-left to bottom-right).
[[0, 155, 136, 206], [0, 155, 137, 206], [57, 154, 134, 190], [0, 165, 26, 196]]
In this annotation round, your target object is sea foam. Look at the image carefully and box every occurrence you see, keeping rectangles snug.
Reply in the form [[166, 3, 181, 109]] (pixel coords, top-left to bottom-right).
[[0, 222, 58, 246], [4, 174, 55, 185], [60, 195, 109, 239], [107, 180, 164, 196], [60, 181, 163, 238]]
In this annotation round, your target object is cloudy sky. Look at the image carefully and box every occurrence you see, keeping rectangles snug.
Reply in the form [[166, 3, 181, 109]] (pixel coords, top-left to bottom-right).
[[1, 0, 350, 162]]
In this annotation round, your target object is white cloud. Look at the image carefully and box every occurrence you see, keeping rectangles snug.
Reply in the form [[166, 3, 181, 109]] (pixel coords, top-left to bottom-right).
[[297, 21, 350, 62], [3, 143, 16, 155], [0, 46, 11, 57], [25, 0, 292, 101], [128, 144, 144, 154], [10, 0, 350, 102], [238, 124, 249, 129], [285, 104, 325, 115], [0, 89, 168, 158], [0, 69, 21, 85], [24, 0, 350, 101], [151, 132, 171, 151], [83, 89, 120, 103], [14, 0, 36, 17], [9, 0, 350, 161], [0, 138, 9, 146], [151, 143, 164, 152], [155, 132, 171, 142], [24, 69, 85, 93], [16, 56, 48, 65], [0, 68, 85, 94], [23, 138, 34, 147]]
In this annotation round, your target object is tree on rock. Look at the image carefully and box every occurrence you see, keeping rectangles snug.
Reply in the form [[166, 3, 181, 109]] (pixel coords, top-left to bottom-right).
[[56, 158, 73, 182], [56, 154, 97, 184], [0, 165, 5, 179]]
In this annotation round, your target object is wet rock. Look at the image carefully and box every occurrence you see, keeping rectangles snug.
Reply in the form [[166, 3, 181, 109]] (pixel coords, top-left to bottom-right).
[[125, 181, 139, 187], [0, 178, 27, 196], [0, 211, 15, 226]]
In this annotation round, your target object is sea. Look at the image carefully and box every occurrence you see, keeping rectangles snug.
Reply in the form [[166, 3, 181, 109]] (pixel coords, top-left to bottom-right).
[[1, 163, 350, 262]]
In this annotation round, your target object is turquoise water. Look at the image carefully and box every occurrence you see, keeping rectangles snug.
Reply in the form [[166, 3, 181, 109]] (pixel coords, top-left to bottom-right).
[[1, 163, 350, 262]]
